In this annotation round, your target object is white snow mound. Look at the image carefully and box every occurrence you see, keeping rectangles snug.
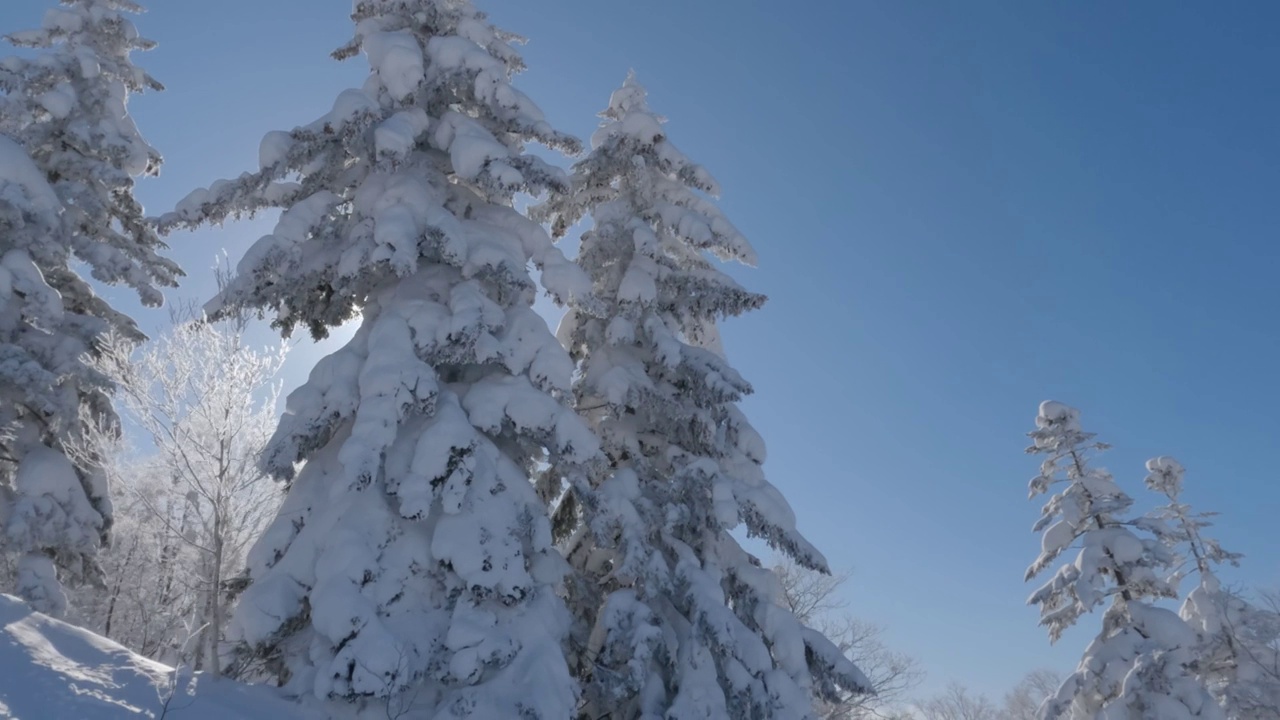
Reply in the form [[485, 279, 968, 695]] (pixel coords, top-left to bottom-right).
[[0, 594, 310, 719]]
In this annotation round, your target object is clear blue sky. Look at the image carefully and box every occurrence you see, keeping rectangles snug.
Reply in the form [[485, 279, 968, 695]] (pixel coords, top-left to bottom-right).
[[4, 0, 1279, 702]]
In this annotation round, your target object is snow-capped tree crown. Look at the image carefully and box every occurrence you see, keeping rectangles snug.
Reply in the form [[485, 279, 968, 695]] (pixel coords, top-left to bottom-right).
[[1143, 457, 1241, 579], [159, 0, 586, 340], [540, 72, 754, 260]]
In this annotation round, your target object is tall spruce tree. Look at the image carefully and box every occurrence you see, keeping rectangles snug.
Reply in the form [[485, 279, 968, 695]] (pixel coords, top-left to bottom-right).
[[0, 0, 179, 616], [1024, 402, 1222, 720], [1146, 457, 1280, 719], [158, 1, 597, 716], [533, 75, 869, 720]]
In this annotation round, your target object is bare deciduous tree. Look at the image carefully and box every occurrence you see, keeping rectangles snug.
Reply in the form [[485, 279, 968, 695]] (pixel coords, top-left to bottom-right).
[[915, 683, 998, 720], [69, 314, 286, 674], [77, 465, 203, 662], [997, 670, 1061, 720], [1265, 590, 1280, 673], [773, 560, 923, 718]]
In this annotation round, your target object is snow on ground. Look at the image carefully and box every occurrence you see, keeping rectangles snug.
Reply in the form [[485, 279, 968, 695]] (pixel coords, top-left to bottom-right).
[[0, 594, 311, 720]]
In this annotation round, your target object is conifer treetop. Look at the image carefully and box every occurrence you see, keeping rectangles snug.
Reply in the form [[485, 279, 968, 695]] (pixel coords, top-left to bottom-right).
[[158, 0, 589, 340]]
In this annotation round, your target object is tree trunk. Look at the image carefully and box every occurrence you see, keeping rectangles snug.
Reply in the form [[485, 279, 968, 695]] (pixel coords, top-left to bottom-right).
[[103, 537, 137, 639], [208, 511, 224, 677]]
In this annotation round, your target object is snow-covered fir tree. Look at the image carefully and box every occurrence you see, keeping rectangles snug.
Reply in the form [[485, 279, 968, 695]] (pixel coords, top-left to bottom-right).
[[1023, 402, 1222, 720], [0, 0, 179, 617], [158, 1, 599, 716], [1145, 457, 1280, 719], [532, 74, 869, 720]]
